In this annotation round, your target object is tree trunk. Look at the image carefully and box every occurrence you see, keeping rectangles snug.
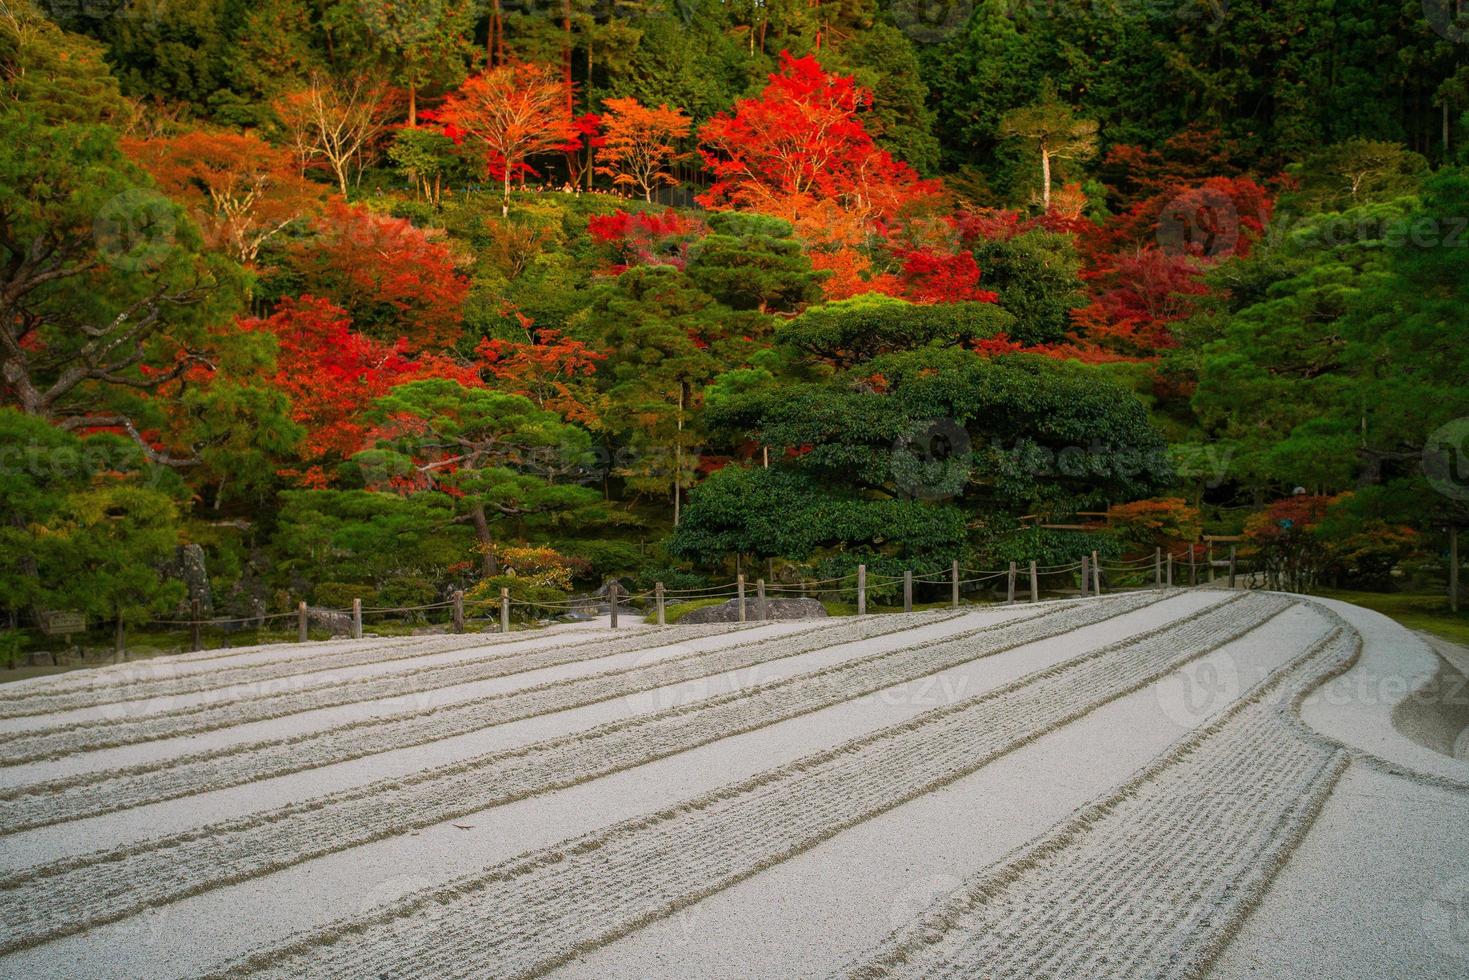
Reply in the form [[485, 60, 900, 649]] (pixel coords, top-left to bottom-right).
[[471, 503, 499, 576], [487, 0, 504, 66], [1040, 144, 1052, 211], [408, 82, 417, 128], [562, 0, 573, 116], [502, 169, 512, 217], [673, 385, 684, 527]]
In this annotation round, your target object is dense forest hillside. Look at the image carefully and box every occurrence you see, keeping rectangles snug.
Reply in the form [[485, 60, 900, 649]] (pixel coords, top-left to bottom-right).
[[2, 0, 1466, 646]]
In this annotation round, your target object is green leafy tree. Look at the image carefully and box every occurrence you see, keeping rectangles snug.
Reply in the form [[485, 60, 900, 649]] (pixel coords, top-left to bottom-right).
[[968, 229, 1085, 346], [1284, 139, 1428, 213], [577, 266, 726, 524], [685, 212, 825, 314], [778, 294, 1011, 369], [272, 489, 469, 592], [999, 80, 1099, 211], [0, 87, 243, 458], [355, 0, 475, 125], [354, 379, 599, 575], [49, 485, 185, 653]]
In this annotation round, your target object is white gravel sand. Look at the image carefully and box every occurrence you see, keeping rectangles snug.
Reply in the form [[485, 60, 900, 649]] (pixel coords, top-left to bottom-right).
[[1, 588, 1465, 979]]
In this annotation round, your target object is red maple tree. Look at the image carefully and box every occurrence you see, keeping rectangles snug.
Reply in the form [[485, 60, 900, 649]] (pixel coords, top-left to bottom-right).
[[287, 201, 470, 352], [437, 63, 577, 214], [697, 52, 939, 228], [123, 131, 321, 265], [247, 295, 480, 471]]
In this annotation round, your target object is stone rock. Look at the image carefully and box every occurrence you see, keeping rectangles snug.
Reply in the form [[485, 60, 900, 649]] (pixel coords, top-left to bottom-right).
[[679, 596, 828, 624], [170, 543, 213, 617], [306, 607, 354, 636]]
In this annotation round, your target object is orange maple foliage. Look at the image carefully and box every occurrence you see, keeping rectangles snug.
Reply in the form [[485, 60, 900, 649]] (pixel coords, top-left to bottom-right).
[[287, 201, 470, 352], [596, 97, 692, 202], [437, 63, 577, 214], [476, 318, 606, 426], [123, 131, 321, 265]]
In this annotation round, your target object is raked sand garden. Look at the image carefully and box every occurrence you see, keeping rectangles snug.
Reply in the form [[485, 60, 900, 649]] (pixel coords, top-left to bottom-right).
[[2, 588, 1468, 979]]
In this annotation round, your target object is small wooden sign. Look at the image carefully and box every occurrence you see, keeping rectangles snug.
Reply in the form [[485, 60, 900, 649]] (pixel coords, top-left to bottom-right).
[[37, 611, 86, 636]]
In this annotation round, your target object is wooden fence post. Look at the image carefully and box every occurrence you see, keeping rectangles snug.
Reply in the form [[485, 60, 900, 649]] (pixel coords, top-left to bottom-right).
[[1189, 547, 1197, 586], [1229, 546, 1238, 589], [951, 559, 960, 609], [608, 581, 619, 629], [857, 564, 867, 616], [1080, 554, 1089, 596], [1007, 562, 1016, 605], [297, 601, 308, 643], [1029, 560, 1039, 603], [1154, 547, 1162, 588], [903, 570, 913, 613], [1166, 551, 1174, 587], [655, 582, 666, 626], [191, 598, 203, 653], [452, 590, 464, 633], [757, 578, 768, 621], [1208, 541, 1216, 583], [351, 598, 362, 640], [500, 587, 510, 633], [737, 573, 747, 623], [1092, 550, 1102, 595]]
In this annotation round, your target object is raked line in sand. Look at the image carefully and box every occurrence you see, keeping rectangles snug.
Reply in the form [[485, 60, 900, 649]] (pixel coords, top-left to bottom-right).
[[0, 620, 800, 763], [0, 610, 970, 830], [0, 596, 1166, 952], [190, 592, 1290, 978], [837, 625, 1354, 979], [0, 625, 721, 720]]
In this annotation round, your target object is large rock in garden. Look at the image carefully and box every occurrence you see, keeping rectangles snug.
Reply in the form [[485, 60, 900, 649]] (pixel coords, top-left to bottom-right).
[[680, 597, 827, 624], [169, 543, 213, 617], [306, 607, 354, 636]]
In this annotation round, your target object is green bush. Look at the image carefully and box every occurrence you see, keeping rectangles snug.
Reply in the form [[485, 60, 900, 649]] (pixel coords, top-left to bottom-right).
[[312, 583, 378, 608], [378, 576, 437, 609]]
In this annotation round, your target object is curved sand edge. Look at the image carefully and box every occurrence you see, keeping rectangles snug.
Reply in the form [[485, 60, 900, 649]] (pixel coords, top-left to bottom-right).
[[1298, 595, 1469, 784]]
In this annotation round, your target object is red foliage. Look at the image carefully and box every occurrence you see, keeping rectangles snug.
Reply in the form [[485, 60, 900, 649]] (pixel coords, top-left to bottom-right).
[[894, 249, 998, 304], [586, 208, 706, 272], [476, 324, 606, 425], [288, 202, 470, 351], [1090, 176, 1273, 262], [697, 52, 940, 227], [1100, 126, 1243, 210], [955, 208, 1025, 244], [248, 296, 480, 465]]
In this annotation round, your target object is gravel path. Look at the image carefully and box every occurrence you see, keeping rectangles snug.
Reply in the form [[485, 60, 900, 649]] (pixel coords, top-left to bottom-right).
[[2, 589, 1462, 979], [198, 593, 1287, 978], [838, 627, 1352, 979]]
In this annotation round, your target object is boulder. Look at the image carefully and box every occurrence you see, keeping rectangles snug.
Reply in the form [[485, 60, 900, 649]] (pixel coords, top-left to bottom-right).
[[169, 543, 213, 617], [679, 596, 827, 624], [306, 607, 354, 636]]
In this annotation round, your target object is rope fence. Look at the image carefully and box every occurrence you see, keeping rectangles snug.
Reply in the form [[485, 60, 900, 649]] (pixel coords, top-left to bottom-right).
[[10, 542, 1256, 666]]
